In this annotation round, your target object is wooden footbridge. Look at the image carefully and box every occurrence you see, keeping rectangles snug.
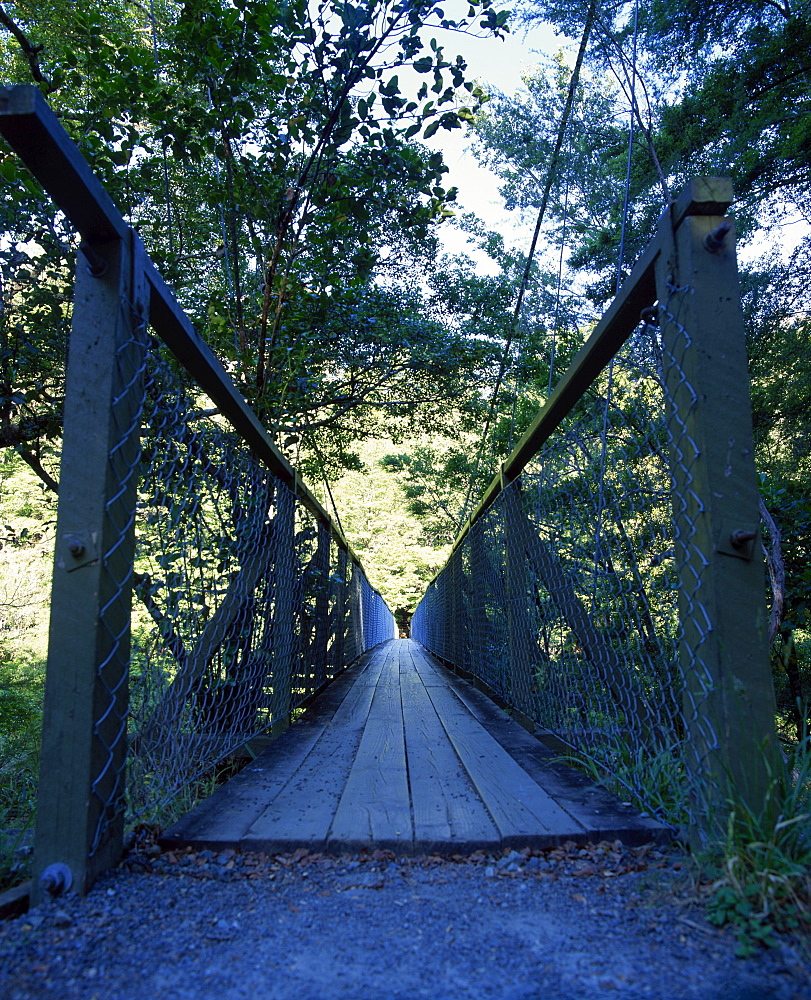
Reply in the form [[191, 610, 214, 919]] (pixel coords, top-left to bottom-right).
[[0, 88, 779, 907], [162, 639, 663, 854]]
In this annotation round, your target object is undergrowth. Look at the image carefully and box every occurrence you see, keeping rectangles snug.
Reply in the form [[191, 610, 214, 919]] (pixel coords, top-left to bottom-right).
[[561, 730, 811, 957], [0, 655, 43, 893], [701, 734, 811, 957]]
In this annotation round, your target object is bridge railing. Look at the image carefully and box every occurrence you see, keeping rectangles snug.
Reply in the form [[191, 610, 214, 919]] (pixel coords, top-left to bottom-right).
[[412, 178, 780, 843], [0, 86, 395, 901]]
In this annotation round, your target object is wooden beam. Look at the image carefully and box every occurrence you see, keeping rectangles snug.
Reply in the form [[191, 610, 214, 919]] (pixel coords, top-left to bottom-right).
[[654, 201, 779, 840], [0, 85, 126, 242], [32, 234, 148, 902], [670, 177, 733, 231], [0, 86, 357, 554], [447, 178, 736, 561]]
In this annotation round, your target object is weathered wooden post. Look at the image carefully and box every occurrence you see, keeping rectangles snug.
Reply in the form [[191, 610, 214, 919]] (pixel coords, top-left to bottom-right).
[[347, 559, 363, 660], [468, 522, 491, 689], [501, 478, 538, 717], [654, 178, 779, 839], [331, 544, 348, 673], [311, 522, 331, 689], [269, 481, 297, 724], [32, 233, 149, 902]]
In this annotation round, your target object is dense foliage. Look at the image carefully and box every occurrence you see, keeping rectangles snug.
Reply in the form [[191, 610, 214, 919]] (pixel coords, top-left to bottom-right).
[[457, 0, 811, 735], [0, 0, 515, 484]]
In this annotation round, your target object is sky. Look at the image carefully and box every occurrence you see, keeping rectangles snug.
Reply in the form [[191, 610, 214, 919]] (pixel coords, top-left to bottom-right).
[[418, 5, 810, 270], [416, 7, 571, 269]]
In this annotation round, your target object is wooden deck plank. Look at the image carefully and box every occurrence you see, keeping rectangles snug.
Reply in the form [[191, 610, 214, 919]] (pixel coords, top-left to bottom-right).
[[413, 655, 590, 844], [162, 639, 668, 854], [160, 658, 367, 849], [237, 647, 389, 851], [400, 645, 501, 851], [411, 646, 668, 845], [436, 660, 668, 844], [328, 644, 413, 851]]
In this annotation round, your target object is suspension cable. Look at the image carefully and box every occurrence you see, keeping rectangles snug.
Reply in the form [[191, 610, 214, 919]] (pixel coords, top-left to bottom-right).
[[307, 433, 347, 538], [456, 0, 599, 529], [591, 0, 641, 611], [548, 170, 570, 397]]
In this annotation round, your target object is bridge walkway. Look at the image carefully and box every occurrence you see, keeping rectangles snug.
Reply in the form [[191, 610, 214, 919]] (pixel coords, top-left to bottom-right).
[[161, 639, 666, 854]]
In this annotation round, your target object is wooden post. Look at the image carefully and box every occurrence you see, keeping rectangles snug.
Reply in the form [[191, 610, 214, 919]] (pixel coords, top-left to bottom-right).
[[32, 234, 149, 901], [347, 560, 363, 661], [654, 179, 779, 838], [468, 523, 491, 688], [269, 482, 297, 722], [502, 481, 538, 717], [331, 545, 348, 674], [311, 523, 331, 689]]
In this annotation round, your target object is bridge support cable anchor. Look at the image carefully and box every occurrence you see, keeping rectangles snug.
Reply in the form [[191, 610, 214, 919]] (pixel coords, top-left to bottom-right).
[[40, 862, 73, 896], [702, 219, 732, 253]]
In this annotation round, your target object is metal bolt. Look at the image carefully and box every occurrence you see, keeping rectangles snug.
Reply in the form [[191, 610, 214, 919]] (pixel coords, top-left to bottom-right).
[[730, 529, 756, 549], [640, 305, 659, 327], [40, 862, 73, 896], [79, 240, 108, 277], [68, 541, 84, 557], [703, 220, 732, 253]]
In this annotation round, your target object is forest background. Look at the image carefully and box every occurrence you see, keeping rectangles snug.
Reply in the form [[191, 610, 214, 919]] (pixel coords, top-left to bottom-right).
[[0, 0, 810, 876]]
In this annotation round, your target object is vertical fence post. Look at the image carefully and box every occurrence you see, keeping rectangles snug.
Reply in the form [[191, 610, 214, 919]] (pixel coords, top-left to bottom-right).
[[654, 179, 779, 837], [502, 479, 538, 716], [332, 545, 348, 671], [348, 560, 363, 658], [468, 524, 491, 687], [32, 234, 149, 901], [269, 482, 297, 724], [311, 522, 331, 688]]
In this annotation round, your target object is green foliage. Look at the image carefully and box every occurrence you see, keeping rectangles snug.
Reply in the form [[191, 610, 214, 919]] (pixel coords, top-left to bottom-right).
[[0, 452, 50, 890], [703, 736, 811, 956], [0, 652, 42, 891], [563, 738, 690, 833], [312, 438, 449, 615], [0, 0, 513, 479], [381, 443, 475, 545]]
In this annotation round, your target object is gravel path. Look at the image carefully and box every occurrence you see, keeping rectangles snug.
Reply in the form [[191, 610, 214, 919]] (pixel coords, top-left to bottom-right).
[[1, 841, 808, 1000]]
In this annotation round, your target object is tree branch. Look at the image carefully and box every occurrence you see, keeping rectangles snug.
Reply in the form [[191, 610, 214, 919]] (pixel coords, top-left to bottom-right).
[[16, 446, 59, 494], [0, 4, 52, 90]]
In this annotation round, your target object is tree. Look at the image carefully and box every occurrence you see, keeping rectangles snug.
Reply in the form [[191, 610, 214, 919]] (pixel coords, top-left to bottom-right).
[[0, 0, 511, 482], [470, 0, 811, 731]]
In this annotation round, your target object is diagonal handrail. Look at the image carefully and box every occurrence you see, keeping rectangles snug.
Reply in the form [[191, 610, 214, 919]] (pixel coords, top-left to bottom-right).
[[0, 84, 395, 901], [451, 178, 734, 558], [0, 84, 356, 557]]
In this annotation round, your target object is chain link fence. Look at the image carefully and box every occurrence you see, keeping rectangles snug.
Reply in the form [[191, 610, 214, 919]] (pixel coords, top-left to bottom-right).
[[0, 87, 399, 896], [118, 342, 394, 837], [413, 251, 775, 838]]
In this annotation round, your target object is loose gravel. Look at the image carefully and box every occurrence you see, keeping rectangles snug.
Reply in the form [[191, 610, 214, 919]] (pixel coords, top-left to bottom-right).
[[1, 840, 808, 1000]]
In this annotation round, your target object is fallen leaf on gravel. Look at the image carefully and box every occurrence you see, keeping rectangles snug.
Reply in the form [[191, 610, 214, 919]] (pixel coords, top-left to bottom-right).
[[572, 893, 587, 904]]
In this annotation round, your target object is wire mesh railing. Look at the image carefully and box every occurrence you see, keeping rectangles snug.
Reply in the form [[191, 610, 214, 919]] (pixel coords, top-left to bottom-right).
[[0, 86, 395, 898], [413, 181, 780, 842], [124, 344, 393, 831]]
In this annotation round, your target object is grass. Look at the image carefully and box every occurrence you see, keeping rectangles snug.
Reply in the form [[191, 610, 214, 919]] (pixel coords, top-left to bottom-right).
[[0, 654, 44, 893], [0, 454, 54, 892], [700, 733, 811, 956], [559, 724, 811, 956]]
